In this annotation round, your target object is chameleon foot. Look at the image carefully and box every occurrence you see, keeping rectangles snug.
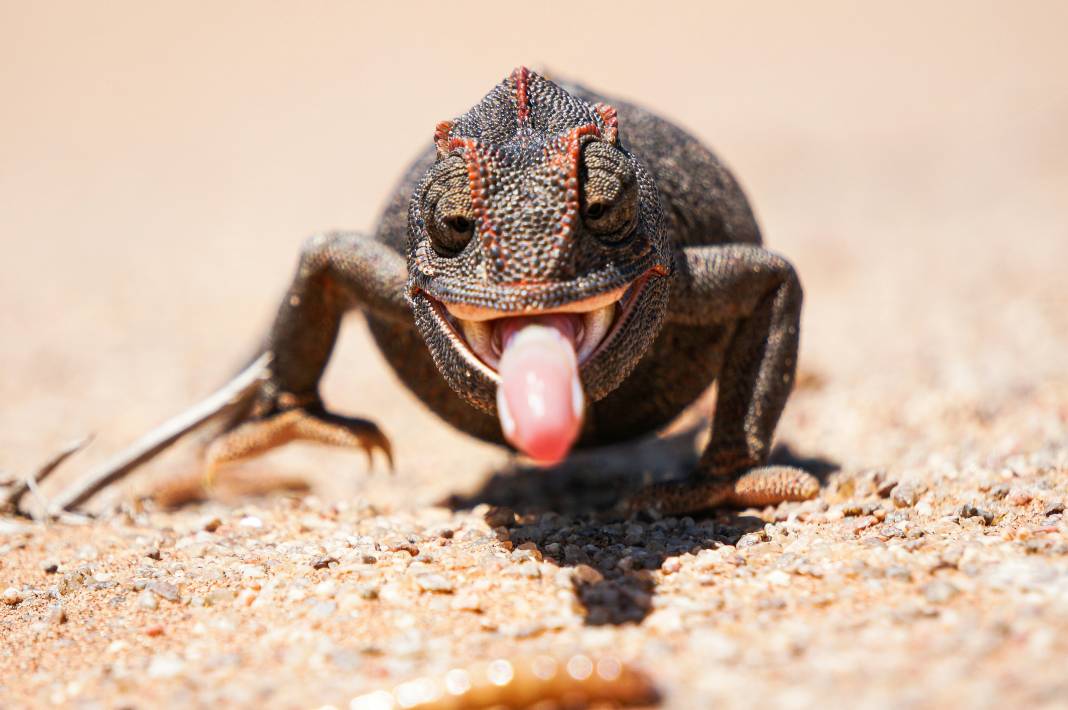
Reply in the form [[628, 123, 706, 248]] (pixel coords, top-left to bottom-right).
[[203, 407, 392, 488], [620, 465, 818, 517]]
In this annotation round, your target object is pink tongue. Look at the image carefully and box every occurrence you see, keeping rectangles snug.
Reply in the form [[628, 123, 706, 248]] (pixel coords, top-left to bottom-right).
[[495, 315, 584, 464]]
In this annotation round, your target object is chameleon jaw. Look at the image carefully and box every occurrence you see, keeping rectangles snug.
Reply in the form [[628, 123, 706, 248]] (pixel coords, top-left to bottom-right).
[[418, 270, 658, 379]]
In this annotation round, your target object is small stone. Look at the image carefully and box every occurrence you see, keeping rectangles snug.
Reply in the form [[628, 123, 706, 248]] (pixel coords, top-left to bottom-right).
[[415, 574, 454, 593], [238, 515, 263, 529], [144, 547, 162, 561], [571, 564, 604, 585], [47, 604, 67, 625], [922, 579, 960, 604], [661, 557, 683, 574], [485, 506, 516, 528], [311, 556, 338, 570], [1005, 489, 1033, 507], [959, 505, 994, 526], [891, 483, 924, 508], [851, 515, 879, 533], [201, 517, 222, 532], [876, 478, 899, 498], [143, 624, 165, 637], [624, 524, 645, 546], [360, 554, 378, 565], [41, 560, 59, 574], [357, 584, 379, 600], [146, 581, 180, 603], [1045, 500, 1065, 516], [314, 580, 338, 598], [737, 532, 768, 548], [57, 567, 93, 596], [3, 587, 23, 605], [137, 590, 159, 610]]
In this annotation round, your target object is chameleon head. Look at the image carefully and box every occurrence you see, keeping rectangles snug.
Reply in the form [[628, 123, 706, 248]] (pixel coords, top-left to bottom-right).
[[406, 67, 671, 462]]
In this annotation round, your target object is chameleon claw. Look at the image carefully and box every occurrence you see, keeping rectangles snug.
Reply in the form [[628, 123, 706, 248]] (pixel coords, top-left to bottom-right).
[[202, 407, 393, 489]]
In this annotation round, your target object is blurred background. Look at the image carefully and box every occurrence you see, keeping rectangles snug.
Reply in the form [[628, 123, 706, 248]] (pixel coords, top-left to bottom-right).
[[2, 1, 1066, 503]]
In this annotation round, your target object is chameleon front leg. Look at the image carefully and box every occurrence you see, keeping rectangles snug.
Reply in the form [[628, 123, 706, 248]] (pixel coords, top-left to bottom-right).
[[623, 243, 819, 515], [202, 231, 409, 482]]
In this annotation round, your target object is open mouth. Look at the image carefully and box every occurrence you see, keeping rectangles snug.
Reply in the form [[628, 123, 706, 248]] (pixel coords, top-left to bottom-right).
[[420, 269, 659, 380]]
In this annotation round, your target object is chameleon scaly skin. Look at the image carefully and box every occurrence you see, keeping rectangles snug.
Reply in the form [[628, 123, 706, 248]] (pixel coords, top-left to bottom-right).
[[163, 67, 817, 515]]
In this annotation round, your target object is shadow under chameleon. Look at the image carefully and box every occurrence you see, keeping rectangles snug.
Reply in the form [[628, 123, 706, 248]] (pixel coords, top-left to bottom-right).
[[444, 424, 838, 625]]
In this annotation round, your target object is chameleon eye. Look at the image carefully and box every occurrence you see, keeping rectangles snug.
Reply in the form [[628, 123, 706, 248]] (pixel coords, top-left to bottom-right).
[[429, 209, 475, 256], [581, 142, 638, 242], [424, 156, 475, 256], [444, 216, 472, 234]]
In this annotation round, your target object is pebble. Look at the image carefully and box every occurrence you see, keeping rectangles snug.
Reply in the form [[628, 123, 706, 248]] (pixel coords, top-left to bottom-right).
[[891, 483, 924, 508], [311, 556, 338, 570], [3, 587, 23, 605], [47, 603, 66, 625], [661, 557, 683, 574], [570, 564, 604, 585], [137, 590, 159, 610], [1006, 489, 1033, 507], [877, 478, 899, 498], [201, 517, 222, 532], [41, 560, 59, 574], [415, 574, 454, 593], [624, 524, 645, 546], [484, 506, 516, 528], [146, 581, 180, 603], [959, 505, 995, 526], [238, 515, 263, 529]]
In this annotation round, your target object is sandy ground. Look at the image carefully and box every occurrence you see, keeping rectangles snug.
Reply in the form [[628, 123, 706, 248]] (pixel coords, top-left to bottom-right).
[[2, 2, 1068, 708]]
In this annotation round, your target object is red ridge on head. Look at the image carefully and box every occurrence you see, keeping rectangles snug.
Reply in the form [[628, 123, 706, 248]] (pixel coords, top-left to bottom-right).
[[546, 122, 602, 252], [593, 103, 619, 144], [448, 137, 505, 271], [434, 120, 454, 157], [512, 66, 531, 125]]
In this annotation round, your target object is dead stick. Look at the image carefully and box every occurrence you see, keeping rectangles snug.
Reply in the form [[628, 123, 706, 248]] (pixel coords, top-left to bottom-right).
[[0, 435, 93, 515], [49, 353, 271, 514]]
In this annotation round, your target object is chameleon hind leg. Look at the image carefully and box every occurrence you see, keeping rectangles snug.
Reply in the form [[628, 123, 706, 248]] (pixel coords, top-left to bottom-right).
[[622, 244, 819, 516], [203, 231, 409, 485]]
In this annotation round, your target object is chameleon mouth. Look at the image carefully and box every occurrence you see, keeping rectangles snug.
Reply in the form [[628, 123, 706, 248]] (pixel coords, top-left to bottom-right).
[[420, 270, 659, 381]]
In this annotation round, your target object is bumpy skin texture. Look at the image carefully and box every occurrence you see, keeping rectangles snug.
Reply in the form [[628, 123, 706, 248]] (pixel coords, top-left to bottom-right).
[[205, 68, 818, 515]]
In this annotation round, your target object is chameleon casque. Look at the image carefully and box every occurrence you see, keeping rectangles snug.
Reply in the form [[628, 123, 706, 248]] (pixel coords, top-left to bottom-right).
[[140, 67, 820, 515]]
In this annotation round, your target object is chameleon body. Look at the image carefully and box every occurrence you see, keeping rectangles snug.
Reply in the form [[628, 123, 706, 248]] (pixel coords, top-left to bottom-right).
[[192, 67, 817, 515]]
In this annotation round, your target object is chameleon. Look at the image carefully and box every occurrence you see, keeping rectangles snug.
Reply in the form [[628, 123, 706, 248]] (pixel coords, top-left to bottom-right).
[[62, 67, 819, 517]]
